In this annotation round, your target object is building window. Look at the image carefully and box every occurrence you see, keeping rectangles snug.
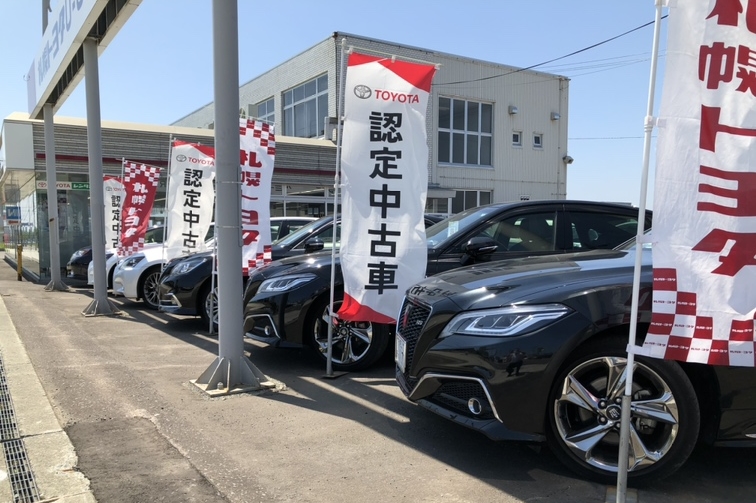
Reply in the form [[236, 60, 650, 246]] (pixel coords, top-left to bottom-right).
[[451, 190, 492, 213], [512, 131, 522, 146], [438, 97, 493, 166], [533, 133, 543, 148], [283, 75, 328, 138], [254, 97, 275, 124]]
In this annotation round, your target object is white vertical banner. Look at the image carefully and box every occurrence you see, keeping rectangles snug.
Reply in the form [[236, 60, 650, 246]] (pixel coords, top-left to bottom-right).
[[643, 1, 756, 367], [103, 175, 125, 250], [164, 141, 216, 260], [240, 119, 275, 276], [337, 53, 436, 324]]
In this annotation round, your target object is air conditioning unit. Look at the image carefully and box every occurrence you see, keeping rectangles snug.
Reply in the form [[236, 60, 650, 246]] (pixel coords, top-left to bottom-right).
[[323, 116, 339, 141]]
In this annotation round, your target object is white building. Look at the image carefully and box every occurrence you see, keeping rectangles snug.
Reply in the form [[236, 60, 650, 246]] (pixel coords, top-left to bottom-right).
[[0, 31, 569, 281], [174, 31, 571, 214]]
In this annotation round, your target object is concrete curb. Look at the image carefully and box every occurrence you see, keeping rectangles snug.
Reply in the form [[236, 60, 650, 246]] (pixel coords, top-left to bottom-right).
[[0, 294, 96, 503]]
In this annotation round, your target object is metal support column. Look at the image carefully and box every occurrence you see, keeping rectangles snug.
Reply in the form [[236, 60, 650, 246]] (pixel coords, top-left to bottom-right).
[[43, 104, 69, 292], [81, 37, 120, 316], [192, 0, 274, 395]]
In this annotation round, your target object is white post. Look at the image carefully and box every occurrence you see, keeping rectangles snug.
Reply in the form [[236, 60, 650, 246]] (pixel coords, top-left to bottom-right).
[[615, 2, 664, 500], [81, 37, 120, 316], [192, 0, 273, 394], [326, 38, 349, 377], [43, 104, 68, 291]]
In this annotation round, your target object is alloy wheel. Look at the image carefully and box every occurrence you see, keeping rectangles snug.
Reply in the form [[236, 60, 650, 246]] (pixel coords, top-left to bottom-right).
[[553, 356, 680, 474], [142, 271, 161, 309], [312, 300, 374, 366], [203, 286, 219, 327]]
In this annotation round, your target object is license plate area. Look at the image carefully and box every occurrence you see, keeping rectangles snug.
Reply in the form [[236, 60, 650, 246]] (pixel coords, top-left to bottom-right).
[[395, 332, 407, 373]]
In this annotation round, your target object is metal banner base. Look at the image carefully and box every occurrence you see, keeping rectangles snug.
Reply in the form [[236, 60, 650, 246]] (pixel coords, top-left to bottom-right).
[[44, 280, 71, 292], [605, 486, 638, 503], [191, 356, 278, 396], [322, 371, 348, 380], [81, 299, 123, 317]]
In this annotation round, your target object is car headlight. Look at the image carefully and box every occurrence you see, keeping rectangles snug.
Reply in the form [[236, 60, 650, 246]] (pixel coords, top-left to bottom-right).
[[122, 255, 145, 268], [174, 256, 209, 275], [258, 273, 317, 293], [440, 304, 572, 338]]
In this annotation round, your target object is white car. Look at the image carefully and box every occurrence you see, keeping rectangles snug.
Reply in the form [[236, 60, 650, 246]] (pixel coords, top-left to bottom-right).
[[112, 245, 171, 309], [87, 244, 161, 289]]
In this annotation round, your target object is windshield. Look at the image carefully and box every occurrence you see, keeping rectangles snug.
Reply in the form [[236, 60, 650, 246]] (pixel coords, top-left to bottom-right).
[[425, 205, 501, 248], [274, 217, 333, 246], [144, 226, 165, 244]]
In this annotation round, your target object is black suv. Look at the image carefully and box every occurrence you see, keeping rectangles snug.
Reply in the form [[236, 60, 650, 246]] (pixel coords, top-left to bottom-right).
[[243, 200, 652, 371]]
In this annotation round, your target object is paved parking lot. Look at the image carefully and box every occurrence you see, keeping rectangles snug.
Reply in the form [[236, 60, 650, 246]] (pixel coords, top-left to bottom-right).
[[1, 255, 755, 502]]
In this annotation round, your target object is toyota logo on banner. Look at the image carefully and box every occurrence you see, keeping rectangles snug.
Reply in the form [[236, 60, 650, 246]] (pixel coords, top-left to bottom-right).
[[353, 85, 372, 99], [176, 154, 187, 162]]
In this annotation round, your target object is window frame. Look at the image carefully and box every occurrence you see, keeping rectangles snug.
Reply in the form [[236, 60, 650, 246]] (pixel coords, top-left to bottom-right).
[[533, 133, 544, 149], [512, 131, 522, 147], [438, 96, 493, 167], [254, 97, 275, 124], [283, 75, 329, 139]]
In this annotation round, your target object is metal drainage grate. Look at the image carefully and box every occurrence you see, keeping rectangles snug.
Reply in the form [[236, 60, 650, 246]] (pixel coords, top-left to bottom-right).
[[0, 355, 40, 503]]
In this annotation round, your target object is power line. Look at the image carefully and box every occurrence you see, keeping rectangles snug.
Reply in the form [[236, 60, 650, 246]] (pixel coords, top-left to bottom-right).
[[434, 15, 668, 87]]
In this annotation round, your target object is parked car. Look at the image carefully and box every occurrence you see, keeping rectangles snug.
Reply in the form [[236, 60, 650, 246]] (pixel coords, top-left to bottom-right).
[[270, 216, 317, 241], [67, 225, 164, 282], [158, 214, 446, 327], [112, 225, 214, 309], [243, 200, 652, 371], [395, 234, 756, 484]]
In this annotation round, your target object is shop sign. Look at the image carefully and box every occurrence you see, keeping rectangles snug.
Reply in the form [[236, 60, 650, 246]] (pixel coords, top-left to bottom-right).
[[36, 181, 90, 191], [5, 206, 21, 225]]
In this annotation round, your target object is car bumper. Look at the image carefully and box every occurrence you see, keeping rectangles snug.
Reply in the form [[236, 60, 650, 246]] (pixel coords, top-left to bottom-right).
[[67, 264, 88, 280], [157, 283, 197, 316], [112, 266, 142, 299]]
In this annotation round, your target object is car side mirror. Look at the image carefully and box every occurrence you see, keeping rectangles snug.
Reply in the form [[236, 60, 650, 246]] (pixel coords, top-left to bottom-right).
[[304, 238, 325, 253], [460, 237, 499, 265]]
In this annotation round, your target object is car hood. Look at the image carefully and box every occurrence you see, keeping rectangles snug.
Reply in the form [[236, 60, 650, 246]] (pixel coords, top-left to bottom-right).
[[249, 250, 339, 280], [406, 248, 651, 311]]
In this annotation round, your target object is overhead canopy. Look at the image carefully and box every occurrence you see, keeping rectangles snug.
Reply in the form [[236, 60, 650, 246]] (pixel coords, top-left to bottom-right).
[[27, 0, 141, 119]]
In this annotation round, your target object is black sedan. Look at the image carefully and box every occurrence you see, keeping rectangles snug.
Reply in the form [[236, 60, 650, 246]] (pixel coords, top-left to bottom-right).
[[157, 216, 343, 325], [243, 200, 653, 372], [395, 237, 756, 484], [158, 215, 445, 326]]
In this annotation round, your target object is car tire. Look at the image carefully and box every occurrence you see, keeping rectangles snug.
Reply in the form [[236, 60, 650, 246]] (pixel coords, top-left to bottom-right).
[[546, 335, 700, 485], [198, 282, 218, 333], [307, 295, 391, 372], [138, 266, 162, 310]]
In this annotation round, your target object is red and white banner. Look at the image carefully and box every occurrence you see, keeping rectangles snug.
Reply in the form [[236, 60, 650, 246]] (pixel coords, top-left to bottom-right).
[[103, 175, 125, 250], [117, 161, 161, 257], [165, 140, 216, 260], [240, 119, 275, 276], [337, 53, 436, 324], [643, 1, 756, 366]]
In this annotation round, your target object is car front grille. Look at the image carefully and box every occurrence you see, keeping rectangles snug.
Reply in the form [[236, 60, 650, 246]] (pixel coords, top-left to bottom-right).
[[396, 297, 430, 393]]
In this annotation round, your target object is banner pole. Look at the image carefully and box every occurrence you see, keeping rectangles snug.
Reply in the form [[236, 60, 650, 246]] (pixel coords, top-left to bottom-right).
[[162, 136, 173, 271], [119, 157, 125, 252], [616, 2, 664, 500], [325, 37, 349, 378]]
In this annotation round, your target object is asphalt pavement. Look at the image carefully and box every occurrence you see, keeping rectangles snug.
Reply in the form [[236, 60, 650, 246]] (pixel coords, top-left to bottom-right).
[[0, 253, 755, 503]]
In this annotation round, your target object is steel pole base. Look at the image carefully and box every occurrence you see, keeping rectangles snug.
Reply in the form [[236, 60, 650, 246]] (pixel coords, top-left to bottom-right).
[[81, 298, 123, 317], [44, 280, 71, 292], [191, 356, 280, 397]]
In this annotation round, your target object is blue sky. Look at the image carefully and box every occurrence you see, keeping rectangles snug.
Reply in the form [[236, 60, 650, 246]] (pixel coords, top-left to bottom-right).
[[1, 1, 666, 208]]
